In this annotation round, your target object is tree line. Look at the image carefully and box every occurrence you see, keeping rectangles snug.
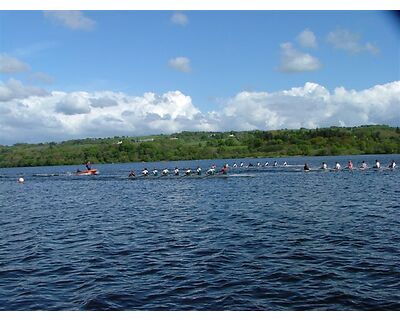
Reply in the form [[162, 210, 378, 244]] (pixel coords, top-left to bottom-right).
[[0, 125, 399, 168]]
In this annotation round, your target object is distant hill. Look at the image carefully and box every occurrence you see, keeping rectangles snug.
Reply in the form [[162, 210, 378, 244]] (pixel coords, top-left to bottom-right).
[[0, 125, 399, 168]]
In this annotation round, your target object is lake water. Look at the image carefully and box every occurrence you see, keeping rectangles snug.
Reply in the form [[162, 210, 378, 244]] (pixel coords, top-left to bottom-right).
[[0, 154, 399, 310]]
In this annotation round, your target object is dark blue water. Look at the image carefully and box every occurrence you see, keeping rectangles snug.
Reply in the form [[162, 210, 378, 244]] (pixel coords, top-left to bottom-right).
[[1, 154, 399, 310]]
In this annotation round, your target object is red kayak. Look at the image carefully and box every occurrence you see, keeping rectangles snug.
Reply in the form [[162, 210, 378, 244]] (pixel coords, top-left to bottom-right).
[[76, 169, 99, 176]]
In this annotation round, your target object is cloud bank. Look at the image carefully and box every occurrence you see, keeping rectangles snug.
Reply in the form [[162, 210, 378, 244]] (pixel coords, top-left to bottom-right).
[[0, 80, 399, 145]]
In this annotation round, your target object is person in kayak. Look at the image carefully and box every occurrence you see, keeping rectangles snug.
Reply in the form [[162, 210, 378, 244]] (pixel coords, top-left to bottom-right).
[[264, 161, 269, 167], [220, 165, 229, 175], [273, 161, 278, 167], [142, 168, 149, 176], [196, 166, 202, 175], [162, 168, 169, 176], [388, 160, 396, 169], [185, 168, 192, 176], [232, 163, 237, 168], [152, 168, 158, 176], [373, 160, 381, 169], [334, 162, 341, 170], [321, 162, 328, 170], [304, 163, 310, 171], [283, 161, 287, 166]]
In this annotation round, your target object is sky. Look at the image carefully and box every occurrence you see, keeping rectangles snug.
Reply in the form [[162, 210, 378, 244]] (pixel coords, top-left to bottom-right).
[[0, 10, 399, 145]]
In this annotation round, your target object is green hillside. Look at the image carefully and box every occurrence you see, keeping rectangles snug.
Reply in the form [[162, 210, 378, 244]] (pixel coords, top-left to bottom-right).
[[0, 125, 399, 168]]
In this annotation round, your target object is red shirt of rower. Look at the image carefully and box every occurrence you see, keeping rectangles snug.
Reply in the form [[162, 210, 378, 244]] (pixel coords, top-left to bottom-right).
[[347, 161, 353, 169]]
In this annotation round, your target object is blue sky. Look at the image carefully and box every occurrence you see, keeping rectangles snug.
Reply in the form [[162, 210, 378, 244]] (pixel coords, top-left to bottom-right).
[[0, 11, 399, 144]]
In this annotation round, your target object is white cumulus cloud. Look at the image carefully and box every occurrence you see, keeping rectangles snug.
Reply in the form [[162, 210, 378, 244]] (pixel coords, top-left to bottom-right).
[[0, 80, 399, 145], [171, 12, 189, 26], [279, 42, 321, 73], [55, 92, 92, 115], [327, 29, 379, 55], [0, 54, 30, 73], [297, 29, 317, 48], [168, 57, 191, 73], [0, 78, 48, 102], [44, 11, 96, 31]]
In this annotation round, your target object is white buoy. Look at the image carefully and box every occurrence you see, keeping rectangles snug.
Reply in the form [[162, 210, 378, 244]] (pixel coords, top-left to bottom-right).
[[18, 177, 24, 183]]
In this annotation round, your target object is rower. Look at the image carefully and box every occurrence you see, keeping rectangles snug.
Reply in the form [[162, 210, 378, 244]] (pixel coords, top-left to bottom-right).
[[220, 165, 228, 175], [152, 168, 158, 176], [373, 160, 381, 169], [142, 168, 149, 176], [283, 161, 287, 166], [196, 166, 202, 175], [232, 163, 237, 168], [347, 160, 354, 170], [128, 170, 136, 177], [162, 168, 169, 176], [360, 161, 368, 169], [304, 163, 310, 171], [264, 161, 269, 167], [174, 167, 180, 176], [389, 160, 396, 169], [257, 162, 261, 167], [206, 167, 216, 175], [248, 163, 253, 167], [185, 168, 192, 176], [240, 162, 244, 167], [334, 162, 341, 170], [273, 161, 278, 167], [321, 162, 328, 170]]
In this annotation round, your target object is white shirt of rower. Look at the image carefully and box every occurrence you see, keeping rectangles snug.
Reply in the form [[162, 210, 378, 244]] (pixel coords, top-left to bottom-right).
[[152, 169, 158, 175], [162, 169, 169, 175], [361, 162, 367, 169], [283, 161, 287, 166], [322, 163, 327, 170], [142, 169, 149, 175], [334, 163, 341, 170], [185, 169, 191, 175], [232, 163, 237, 168], [174, 168, 179, 175], [196, 167, 202, 173], [375, 161, 381, 168]]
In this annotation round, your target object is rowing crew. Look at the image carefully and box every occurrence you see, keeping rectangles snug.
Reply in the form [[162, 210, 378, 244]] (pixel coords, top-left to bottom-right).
[[129, 165, 228, 177], [315, 159, 396, 171], [232, 160, 286, 168]]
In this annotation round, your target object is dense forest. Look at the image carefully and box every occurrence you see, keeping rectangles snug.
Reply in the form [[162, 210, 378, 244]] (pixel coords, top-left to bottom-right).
[[0, 125, 399, 168]]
